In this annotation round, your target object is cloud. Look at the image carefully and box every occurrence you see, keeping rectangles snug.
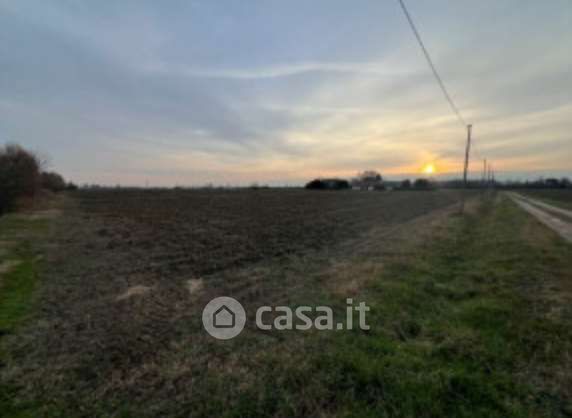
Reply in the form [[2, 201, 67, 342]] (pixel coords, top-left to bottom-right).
[[143, 61, 416, 80], [0, 0, 570, 186]]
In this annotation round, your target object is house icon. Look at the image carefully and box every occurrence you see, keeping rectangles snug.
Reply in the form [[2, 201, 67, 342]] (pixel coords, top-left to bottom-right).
[[213, 305, 236, 328], [203, 297, 245, 339]]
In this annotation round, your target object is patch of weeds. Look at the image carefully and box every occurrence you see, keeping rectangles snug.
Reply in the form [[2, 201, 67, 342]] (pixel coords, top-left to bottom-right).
[[0, 216, 49, 417], [0, 250, 38, 333]]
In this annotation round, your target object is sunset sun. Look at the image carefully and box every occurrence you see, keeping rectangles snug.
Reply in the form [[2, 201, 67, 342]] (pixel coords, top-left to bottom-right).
[[422, 163, 436, 175]]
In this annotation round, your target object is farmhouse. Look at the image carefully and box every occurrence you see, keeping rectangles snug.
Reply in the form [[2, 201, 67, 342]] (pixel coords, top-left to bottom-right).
[[352, 170, 385, 191]]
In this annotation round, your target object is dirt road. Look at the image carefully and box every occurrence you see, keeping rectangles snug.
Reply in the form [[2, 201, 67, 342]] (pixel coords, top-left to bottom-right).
[[509, 192, 572, 243]]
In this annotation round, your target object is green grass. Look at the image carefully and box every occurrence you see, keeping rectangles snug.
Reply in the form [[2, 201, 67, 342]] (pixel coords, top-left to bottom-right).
[[0, 247, 39, 333], [206, 196, 572, 417], [0, 215, 49, 418], [319, 197, 572, 417], [0, 216, 48, 333]]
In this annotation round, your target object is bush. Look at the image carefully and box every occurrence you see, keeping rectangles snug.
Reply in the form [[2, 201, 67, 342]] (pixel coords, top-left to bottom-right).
[[66, 182, 79, 191], [41, 171, 66, 192], [305, 179, 326, 190], [413, 178, 434, 190], [0, 144, 41, 213], [305, 178, 350, 190]]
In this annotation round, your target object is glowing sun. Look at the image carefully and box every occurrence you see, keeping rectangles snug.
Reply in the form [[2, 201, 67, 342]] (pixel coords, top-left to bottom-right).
[[422, 163, 436, 175]]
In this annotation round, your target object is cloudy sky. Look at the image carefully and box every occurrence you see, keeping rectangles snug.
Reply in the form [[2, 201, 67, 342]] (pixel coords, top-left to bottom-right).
[[1, 0, 570, 186]]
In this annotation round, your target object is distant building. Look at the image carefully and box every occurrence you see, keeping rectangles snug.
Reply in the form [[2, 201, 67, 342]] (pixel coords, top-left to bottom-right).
[[351, 170, 385, 191]]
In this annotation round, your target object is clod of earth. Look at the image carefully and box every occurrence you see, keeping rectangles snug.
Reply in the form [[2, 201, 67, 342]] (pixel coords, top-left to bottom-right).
[[186, 278, 204, 295], [116, 285, 153, 301]]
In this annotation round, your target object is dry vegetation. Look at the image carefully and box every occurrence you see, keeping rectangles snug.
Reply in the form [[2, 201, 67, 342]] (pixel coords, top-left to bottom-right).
[[0, 143, 70, 215]]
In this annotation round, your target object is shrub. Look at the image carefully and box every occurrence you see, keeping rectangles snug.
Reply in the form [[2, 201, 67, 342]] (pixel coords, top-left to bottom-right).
[[305, 179, 326, 190], [0, 144, 41, 213], [305, 178, 350, 190], [413, 178, 433, 190], [41, 171, 66, 192], [66, 182, 79, 191]]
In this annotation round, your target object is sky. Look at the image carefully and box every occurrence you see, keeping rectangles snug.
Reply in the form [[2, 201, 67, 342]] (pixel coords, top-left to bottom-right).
[[1, 0, 571, 186]]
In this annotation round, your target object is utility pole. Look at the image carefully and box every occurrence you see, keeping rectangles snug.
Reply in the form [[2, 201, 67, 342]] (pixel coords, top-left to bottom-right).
[[482, 159, 487, 187], [462, 124, 473, 187], [459, 124, 473, 215]]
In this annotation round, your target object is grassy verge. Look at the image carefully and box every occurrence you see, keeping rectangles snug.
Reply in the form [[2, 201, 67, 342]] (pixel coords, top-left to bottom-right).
[[216, 195, 572, 417], [0, 215, 49, 417], [523, 190, 572, 211], [320, 197, 571, 417]]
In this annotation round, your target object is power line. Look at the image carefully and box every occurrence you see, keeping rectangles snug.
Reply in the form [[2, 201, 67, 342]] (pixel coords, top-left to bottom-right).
[[397, 0, 467, 127]]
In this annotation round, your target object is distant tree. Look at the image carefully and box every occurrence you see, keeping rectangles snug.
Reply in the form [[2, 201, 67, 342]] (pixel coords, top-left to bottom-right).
[[41, 171, 66, 192], [305, 179, 325, 190], [305, 178, 349, 190], [328, 179, 350, 190], [0, 143, 41, 213], [66, 182, 79, 191], [544, 178, 560, 188], [249, 182, 269, 190], [413, 178, 433, 190], [400, 179, 412, 189], [352, 170, 384, 190]]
